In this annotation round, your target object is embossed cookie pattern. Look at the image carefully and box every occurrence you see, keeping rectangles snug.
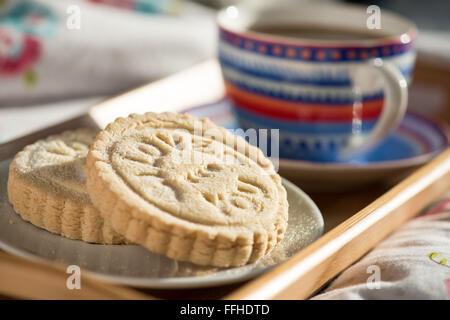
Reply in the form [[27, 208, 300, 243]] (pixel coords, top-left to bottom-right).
[[86, 112, 288, 267]]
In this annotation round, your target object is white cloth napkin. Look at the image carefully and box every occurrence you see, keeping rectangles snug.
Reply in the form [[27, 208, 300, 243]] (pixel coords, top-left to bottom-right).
[[0, 0, 215, 106], [312, 195, 450, 300]]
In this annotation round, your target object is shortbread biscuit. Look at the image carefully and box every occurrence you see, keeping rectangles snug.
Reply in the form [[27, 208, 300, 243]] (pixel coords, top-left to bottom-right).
[[85, 112, 288, 267], [7, 129, 125, 244]]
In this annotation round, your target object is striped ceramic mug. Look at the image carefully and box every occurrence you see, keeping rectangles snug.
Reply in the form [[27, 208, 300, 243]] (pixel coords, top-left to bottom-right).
[[217, 2, 417, 162]]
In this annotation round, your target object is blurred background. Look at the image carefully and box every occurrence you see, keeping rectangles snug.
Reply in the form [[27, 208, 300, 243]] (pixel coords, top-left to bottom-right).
[[0, 0, 449, 143]]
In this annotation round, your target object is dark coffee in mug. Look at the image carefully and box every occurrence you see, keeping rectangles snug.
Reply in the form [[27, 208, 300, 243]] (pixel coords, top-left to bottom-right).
[[249, 24, 389, 41]]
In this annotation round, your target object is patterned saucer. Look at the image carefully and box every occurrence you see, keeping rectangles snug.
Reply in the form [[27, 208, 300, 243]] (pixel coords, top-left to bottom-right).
[[183, 99, 449, 191]]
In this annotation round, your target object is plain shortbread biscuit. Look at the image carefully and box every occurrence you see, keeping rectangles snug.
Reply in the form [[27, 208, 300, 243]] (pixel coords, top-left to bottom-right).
[[85, 112, 288, 267], [7, 129, 126, 244]]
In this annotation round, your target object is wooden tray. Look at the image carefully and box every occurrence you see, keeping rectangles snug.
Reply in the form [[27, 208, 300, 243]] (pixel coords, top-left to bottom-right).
[[1, 58, 449, 300]]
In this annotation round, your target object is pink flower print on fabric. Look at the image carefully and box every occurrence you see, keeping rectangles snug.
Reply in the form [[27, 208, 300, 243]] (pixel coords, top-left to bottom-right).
[[444, 279, 450, 299], [0, 26, 40, 75]]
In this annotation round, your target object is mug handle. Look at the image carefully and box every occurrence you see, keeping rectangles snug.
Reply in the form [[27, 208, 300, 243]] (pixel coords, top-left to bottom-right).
[[340, 58, 408, 159]]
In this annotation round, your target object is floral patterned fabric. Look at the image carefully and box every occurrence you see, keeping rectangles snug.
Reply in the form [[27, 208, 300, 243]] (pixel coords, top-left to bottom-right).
[[0, 0, 214, 105], [0, 1, 56, 84]]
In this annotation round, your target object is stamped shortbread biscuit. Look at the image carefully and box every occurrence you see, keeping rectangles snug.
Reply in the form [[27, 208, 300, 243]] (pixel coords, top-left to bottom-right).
[[85, 112, 288, 267], [7, 129, 125, 244]]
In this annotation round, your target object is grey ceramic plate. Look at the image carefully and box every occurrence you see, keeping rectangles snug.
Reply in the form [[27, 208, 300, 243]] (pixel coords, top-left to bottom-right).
[[0, 159, 323, 289]]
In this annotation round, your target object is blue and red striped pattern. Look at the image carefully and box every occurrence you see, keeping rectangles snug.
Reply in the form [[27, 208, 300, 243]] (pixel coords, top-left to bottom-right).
[[218, 23, 416, 161], [183, 100, 448, 163]]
